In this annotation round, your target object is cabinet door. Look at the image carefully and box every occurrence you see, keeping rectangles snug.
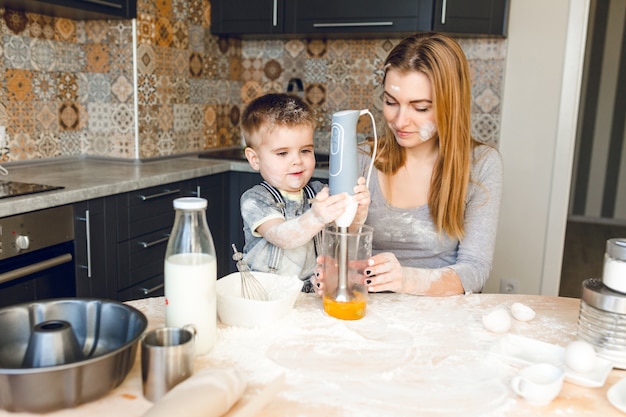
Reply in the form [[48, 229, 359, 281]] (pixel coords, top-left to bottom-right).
[[433, 0, 509, 36], [228, 172, 263, 274], [211, 0, 285, 35], [182, 173, 230, 279], [286, 0, 433, 35], [74, 198, 117, 300], [2, 0, 136, 19]]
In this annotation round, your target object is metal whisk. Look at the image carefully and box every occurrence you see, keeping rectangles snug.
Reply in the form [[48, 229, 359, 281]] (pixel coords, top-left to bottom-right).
[[231, 244, 269, 301]]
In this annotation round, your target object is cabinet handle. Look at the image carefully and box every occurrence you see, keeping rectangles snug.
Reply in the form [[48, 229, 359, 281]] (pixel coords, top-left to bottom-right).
[[138, 235, 170, 249], [78, 210, 93, 278], [139, 283, 164, 295], [273, 0, 277, 26], [441, 0, 447, 24], [138, 189, 180, 201], [0, 254, 73, 284], [313, 22, 394, 28], [80, 0, 123, 8]]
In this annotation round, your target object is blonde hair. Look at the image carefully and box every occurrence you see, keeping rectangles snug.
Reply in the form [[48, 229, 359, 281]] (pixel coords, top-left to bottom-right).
[[241, 94, 316, 148], [377, 32, 478, 240]]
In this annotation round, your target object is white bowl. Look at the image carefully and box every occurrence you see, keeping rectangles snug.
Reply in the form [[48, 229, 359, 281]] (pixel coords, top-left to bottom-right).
[[216, 272, 303, 327]]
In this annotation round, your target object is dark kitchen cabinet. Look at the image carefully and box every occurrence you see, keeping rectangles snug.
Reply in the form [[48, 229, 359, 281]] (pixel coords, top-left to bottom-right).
[[227, 171, 263, 275], [284, 0, 433, 36], [74, 198, 117, 300], [211, 0, 509, 37], [210, 0, 285, 36], [115, 175, 229, 301], [211, 0, 432, 37], [433, 0, 509, 36], [2, 0, 137, 20], [115, 181, 185, 301], [182, 173, 230, 279]]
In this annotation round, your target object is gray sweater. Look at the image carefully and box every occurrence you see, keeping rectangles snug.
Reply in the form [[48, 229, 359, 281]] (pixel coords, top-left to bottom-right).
[[362, 144, 503, 293]]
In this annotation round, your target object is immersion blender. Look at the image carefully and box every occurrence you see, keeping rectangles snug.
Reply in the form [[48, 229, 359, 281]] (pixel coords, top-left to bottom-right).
[[328, 109, 377, 303]]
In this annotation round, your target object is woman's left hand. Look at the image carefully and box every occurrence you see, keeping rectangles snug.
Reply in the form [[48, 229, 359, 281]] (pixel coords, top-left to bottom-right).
[[363, 252, 405, 292]]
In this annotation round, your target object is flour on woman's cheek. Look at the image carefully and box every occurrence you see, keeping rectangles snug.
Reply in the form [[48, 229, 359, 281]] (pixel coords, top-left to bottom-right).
[[419, 121, 437, 142]]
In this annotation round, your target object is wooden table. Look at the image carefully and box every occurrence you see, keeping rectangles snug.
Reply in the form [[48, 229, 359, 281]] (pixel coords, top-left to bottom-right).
[[3, 293, 626, 416]]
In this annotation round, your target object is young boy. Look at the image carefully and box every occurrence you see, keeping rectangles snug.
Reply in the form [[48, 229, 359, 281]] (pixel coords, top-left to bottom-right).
[[240, 93, 369, 292]]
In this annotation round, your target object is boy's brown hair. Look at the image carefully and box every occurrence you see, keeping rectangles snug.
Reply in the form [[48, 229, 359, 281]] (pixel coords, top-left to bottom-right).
[[241, 94, 316, 148]]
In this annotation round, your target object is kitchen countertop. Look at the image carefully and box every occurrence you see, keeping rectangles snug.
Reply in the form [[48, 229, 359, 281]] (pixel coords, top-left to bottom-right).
[[3, 293, 624, 417], [0, 156, 329, 218]]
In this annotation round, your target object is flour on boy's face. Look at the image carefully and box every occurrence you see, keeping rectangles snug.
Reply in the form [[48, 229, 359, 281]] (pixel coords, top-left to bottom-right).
[[251, 124, 316, 193]]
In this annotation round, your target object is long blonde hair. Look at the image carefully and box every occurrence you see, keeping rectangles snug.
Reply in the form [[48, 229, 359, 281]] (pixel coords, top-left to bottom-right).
[[376, 32, 478, 240]]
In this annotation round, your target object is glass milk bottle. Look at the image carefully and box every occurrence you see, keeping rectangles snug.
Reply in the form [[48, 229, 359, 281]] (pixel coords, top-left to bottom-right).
[[164, 197, 217, 355]]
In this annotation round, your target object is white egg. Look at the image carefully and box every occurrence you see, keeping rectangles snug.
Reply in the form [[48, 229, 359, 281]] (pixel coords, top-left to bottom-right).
[[510, 302, 536, 322], [482, 308, 512, 333], [564, 340, 596, 373]]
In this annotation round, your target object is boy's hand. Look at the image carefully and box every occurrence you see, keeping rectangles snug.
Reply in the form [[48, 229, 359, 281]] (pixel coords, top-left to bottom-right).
[[310, 187, 349, 225]]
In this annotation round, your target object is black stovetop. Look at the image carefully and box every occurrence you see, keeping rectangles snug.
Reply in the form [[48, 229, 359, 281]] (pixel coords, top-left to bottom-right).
[[0, 181, 64, 199]]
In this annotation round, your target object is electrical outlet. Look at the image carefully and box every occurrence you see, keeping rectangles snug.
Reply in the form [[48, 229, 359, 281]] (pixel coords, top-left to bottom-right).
[[500, 278, 521, 294]]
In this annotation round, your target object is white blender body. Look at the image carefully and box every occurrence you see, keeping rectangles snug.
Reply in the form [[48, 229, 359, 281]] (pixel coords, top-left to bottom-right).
[[326, 109, 376, 305], [329, 110, 361, 227]]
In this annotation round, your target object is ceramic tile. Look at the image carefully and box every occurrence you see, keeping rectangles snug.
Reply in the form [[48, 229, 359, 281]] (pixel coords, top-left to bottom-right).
[[111, 103, 134, 134], [172, 0, 189, 21], [111, 74, 134, 103], [5, 68, 33, 101], [137, 13, 156, 45], [54, 18, 76, 42], [35, 131, 61, 158], [155, 17, 173, 47], [304, 59, 327, 84], [85, 20, 109, 43], [33, 101, 58, 131], [3, 9, 28, 35], [190, 52, 203, 77], [188, 24, 204, 52], [59, 102, 82, 131], [11, 132, 38, 160], [58, 130, 84, 155], [85, 43, 110, 73], [137, 74, 157, 105], [57, 72, 78, 101], [171, 20, 188, 49], [87, 102, 113, 133], [55, 42, 84, 72], [28, 13, 55, 40], [157, 130, 175, 155], [187, 0, 204, 25], [3, 34, 31, 69], [30, 38, 56, 71]]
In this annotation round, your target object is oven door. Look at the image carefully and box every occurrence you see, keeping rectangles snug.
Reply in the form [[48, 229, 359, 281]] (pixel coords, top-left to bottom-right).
[[0, 241, 76, 308]]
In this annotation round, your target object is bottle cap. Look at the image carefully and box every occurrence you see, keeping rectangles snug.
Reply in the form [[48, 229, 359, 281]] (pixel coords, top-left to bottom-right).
[[173, 197, 207, 210]]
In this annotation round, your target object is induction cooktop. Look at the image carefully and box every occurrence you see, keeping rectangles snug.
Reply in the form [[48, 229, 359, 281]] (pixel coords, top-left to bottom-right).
[[0, 181, 64, 199]]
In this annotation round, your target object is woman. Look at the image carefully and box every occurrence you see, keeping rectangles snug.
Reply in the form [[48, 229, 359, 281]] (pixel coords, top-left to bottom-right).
[[314, 32, 503, 296]]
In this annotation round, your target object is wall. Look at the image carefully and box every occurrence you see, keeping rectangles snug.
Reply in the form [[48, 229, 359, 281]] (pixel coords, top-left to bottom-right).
[[485, 0, 590, 295], [0, 1, 507, 162], [570, 0, 626, 224]]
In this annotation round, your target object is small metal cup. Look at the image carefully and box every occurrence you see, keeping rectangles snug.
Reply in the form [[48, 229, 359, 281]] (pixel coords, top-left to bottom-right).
[[141, 325, 196, 402]]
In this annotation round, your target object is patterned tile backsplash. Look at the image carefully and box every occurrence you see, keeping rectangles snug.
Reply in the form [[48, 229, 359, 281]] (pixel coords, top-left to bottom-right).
[[0, 1, 506, 162]]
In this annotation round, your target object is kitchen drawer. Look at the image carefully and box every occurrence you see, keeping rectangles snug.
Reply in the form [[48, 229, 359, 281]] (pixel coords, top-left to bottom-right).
[[116, 182, 184, 241], [117, 227, 170, 291], [118, 274, 164, 302]]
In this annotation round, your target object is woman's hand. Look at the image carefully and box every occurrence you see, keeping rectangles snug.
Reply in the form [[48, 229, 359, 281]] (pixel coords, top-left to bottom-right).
[[352, 177, 370, 225], [363, 252, 405, 292]]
